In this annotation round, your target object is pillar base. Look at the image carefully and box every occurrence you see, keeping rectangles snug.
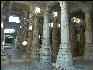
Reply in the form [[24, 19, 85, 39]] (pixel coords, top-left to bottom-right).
[[40, 43, 52, 70], [31, 40, 40, 61], [31, 48, 40, 61], [83, 43, 93, 60], [55, 43, 74, 69], [40, 63, 52, 70]]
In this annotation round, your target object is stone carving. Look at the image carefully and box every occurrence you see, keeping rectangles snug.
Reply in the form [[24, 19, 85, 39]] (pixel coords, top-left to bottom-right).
[[31, 13, 40, 61], [26, 7, 33, 54], [40, 8, 52, 70], [55, 1, 75, 70]]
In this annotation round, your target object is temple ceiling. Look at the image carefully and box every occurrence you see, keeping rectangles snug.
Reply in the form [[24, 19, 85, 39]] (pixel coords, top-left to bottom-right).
[[2, 1, 93, 16], [1, 1, 93, 30]]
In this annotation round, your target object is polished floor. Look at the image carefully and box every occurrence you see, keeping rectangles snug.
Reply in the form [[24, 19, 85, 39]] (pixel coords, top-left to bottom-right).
[[1, 44, 93, 70]]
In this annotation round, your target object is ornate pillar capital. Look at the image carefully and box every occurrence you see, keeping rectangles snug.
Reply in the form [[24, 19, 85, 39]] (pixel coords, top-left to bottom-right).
[[59, 1, 67, 9]]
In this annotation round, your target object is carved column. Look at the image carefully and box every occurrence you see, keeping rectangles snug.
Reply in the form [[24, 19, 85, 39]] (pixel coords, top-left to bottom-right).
[[1, 1, 11, 64], [55, 1, 75, 70], [18, 25, 22, 49], [18, 19, 26, 51], [1, 2, 4, 51], [52, 16, 59, 63], [31, 13, 40, 61], [21, 23, 26, 51], [26, 7, 33, 54], [1, 24, 4, 52], [83, 5, 93, 60], [40, 8, 52, 70]]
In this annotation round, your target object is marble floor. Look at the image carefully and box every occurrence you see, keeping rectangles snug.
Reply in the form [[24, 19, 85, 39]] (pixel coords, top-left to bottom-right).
[[1, 44, 93, 70]]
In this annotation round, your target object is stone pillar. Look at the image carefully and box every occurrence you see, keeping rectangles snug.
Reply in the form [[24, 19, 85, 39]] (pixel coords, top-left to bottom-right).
[[31, 13, 40, 61], [1, 2, 4, 51], [55, 1, 75, 70], [18, 19, 26, 51], [52, 16, 59, 63], [1, 1, 11, 64], [17, 27, 22, 49], [83, 5, 93, 60], [1, 26, 4, 51], [40, 7, 52, 70], [1, 1, 5, 48], [26, 7, 33, 54], [1, 1, 6, 52]]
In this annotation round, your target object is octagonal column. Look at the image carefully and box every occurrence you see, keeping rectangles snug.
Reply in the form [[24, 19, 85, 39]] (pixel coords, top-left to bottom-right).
[[55, 1, 75, 70], [31, 13, 40, 61], [40, 8, 52, 70], [26, 8, 33, 54], [18, 18, 26, 51], [83, 5, 93, 60]]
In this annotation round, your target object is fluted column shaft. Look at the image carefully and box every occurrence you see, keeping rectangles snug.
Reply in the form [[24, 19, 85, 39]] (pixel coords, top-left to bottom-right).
[[40, 8, 52, 70]]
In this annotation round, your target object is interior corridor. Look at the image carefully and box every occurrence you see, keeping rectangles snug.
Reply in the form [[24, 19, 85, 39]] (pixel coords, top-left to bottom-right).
[[1, 1, 93, 70]]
